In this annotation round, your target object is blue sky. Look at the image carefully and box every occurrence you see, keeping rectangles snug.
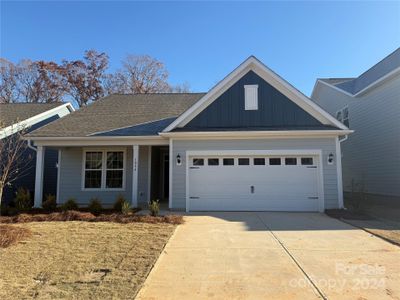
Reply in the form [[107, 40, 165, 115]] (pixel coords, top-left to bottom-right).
[[1, 1, 399, 96]]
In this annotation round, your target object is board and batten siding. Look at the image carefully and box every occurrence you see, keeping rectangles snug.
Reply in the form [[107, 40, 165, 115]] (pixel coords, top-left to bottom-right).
[[184, 71, 323, 129], [312, 76, 400, 198], [171, 138, 339, 210], [58, 145, 150, 207]]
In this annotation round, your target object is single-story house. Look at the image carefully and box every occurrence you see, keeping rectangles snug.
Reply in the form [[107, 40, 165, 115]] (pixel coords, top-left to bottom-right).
[[311, 47, 400, 210], [26, 56, 352, 212], [0, 102, 74, 204]]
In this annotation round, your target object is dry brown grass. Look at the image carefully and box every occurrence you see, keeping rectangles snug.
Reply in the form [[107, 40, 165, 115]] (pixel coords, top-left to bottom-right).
[[0, 225, 32, 248], [0, 210, 184, 225], [0, 221, 176, 299]]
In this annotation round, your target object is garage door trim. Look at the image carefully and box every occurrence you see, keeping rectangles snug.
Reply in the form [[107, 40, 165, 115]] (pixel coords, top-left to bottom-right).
[[185, 149, 325, 212]]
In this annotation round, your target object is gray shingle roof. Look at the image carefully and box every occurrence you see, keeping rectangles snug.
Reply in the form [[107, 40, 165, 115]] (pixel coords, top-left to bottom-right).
[[0, 103, 65, 128], [27, 93, 206, 137], [321, 48, 400, 95]]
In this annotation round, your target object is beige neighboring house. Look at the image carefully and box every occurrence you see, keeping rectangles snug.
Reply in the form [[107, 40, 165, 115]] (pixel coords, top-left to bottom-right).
[[311, 48, 400, 214]]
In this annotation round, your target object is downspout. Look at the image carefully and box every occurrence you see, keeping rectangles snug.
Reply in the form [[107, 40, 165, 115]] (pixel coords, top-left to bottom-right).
[[27, 139, 37, 152], [336, 134, 348, 209], [339, 135, 348, 143]]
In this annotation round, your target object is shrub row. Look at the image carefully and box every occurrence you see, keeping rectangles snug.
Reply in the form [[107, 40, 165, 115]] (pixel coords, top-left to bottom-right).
[[0, 211, 184, 225], [2, 189, 161, 218]]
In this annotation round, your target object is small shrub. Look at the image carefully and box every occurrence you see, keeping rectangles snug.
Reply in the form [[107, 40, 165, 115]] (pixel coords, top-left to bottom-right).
[[14, 187, 32, 211], [148, 199, 160, 217], [113, 194, 126, 212], [42, 194, 57, 211], [88, 198, 103, 215], [61, 198, 78, 211], [121, 201, 131, 215], [0, 225, 32, 248], [0, 204, 6, 216]]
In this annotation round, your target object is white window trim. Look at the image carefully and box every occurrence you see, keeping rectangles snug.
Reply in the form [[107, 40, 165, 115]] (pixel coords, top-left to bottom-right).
[[335, 105, 349, 127], [81, 148, 127, 191], [244, 84, 259, 110]]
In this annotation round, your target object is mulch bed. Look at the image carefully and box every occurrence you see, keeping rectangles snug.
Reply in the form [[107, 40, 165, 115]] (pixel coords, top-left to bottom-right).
[[0, 210, 184, 225], [0, 225, 32, 248], [325, 209, 373, 220]]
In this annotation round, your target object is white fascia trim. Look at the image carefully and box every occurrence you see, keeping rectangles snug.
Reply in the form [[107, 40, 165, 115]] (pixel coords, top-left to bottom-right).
[[354, 66, 400, 97], [160, 130, 353, 139], [163, 56, 348, 132], [31, 138, 169, 147], [1, 102, 74, 139], [25, 135, 166, 141]]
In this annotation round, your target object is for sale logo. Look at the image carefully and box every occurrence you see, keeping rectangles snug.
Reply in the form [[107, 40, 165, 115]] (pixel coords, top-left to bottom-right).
[[289, 262, 386, 291]]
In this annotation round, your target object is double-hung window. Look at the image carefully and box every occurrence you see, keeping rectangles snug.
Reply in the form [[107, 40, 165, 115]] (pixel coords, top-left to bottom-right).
[[83, 150, 125, 190], [336, 106, 350, 127]]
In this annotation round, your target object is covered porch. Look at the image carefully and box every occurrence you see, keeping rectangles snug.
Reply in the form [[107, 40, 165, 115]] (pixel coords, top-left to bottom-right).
[[31, 138, 171, 209]]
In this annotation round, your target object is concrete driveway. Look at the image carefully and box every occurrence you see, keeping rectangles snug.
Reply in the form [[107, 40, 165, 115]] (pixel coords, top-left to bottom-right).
[[136, 212, 400, 300]]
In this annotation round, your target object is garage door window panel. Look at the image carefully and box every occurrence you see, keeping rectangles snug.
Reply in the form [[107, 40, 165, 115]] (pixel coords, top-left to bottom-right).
[[301, 157, 314, 165], [254, 158, 265, 165], [208, 158, 219, 166], [238, 158, 250, 165], [285, 158, 297, 165], [223, 158, 235, 166], [269, 158, 281, 165], [193, 158, 204, 166]]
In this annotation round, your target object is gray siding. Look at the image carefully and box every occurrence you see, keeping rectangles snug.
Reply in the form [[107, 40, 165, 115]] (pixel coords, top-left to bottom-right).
[[171, 138, 339, 210], [184, 71, 324, 129], [312, 76, 400, 198], [58, 145, 149, 207]]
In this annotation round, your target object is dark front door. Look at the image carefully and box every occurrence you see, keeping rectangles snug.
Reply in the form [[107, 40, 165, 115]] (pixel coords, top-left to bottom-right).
[[162, 154, 169, 200]]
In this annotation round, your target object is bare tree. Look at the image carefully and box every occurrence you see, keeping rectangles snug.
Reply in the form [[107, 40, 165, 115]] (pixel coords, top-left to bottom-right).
[[0, 122, 31, 211], [0, 58, 19, 103], [14, 59, 40, 103], [104, 55, 174, 95], [61, 50, 108, 107], [170, 82, 191, 93], [32, 61, 67, 103]]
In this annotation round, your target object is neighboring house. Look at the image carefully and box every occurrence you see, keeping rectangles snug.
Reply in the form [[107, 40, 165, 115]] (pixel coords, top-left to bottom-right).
[[0, 102, 74, 204], [26, 56, 351, 212], [311, 48, 400, 210]]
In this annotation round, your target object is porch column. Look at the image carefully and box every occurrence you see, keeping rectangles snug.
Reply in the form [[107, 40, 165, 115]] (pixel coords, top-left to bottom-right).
[[34, 146, 44, 208], [132, 145, 139, 207]]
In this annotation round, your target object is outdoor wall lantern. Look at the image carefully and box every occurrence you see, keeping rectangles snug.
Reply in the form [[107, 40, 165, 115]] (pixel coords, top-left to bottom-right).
[[176, 153, 182, 166], [328, 153, 334, 165]]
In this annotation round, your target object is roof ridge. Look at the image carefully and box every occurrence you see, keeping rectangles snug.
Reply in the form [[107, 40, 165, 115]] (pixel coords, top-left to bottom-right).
[[356, 47, 400, 79]]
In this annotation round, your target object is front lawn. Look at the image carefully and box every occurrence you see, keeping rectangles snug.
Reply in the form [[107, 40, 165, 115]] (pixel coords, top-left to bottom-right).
[[0, 221, 176, 299]]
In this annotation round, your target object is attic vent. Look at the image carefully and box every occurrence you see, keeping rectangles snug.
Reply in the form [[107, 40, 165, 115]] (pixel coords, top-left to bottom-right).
[[244, 85, 258, 110]]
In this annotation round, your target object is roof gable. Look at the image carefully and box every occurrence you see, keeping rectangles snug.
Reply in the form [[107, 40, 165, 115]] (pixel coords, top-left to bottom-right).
[[0, 103, 67, 127], [164, 56, 347, 132], [183, 70, 327, 130], [0, 103, 73, 139]]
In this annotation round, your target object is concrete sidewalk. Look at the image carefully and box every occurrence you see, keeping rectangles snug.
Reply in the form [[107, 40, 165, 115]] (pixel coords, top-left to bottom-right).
[[136, 212, 400, 300]]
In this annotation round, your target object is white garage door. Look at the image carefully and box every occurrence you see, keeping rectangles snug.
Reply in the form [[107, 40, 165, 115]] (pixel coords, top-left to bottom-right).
[[188, 154, 321, 212]]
